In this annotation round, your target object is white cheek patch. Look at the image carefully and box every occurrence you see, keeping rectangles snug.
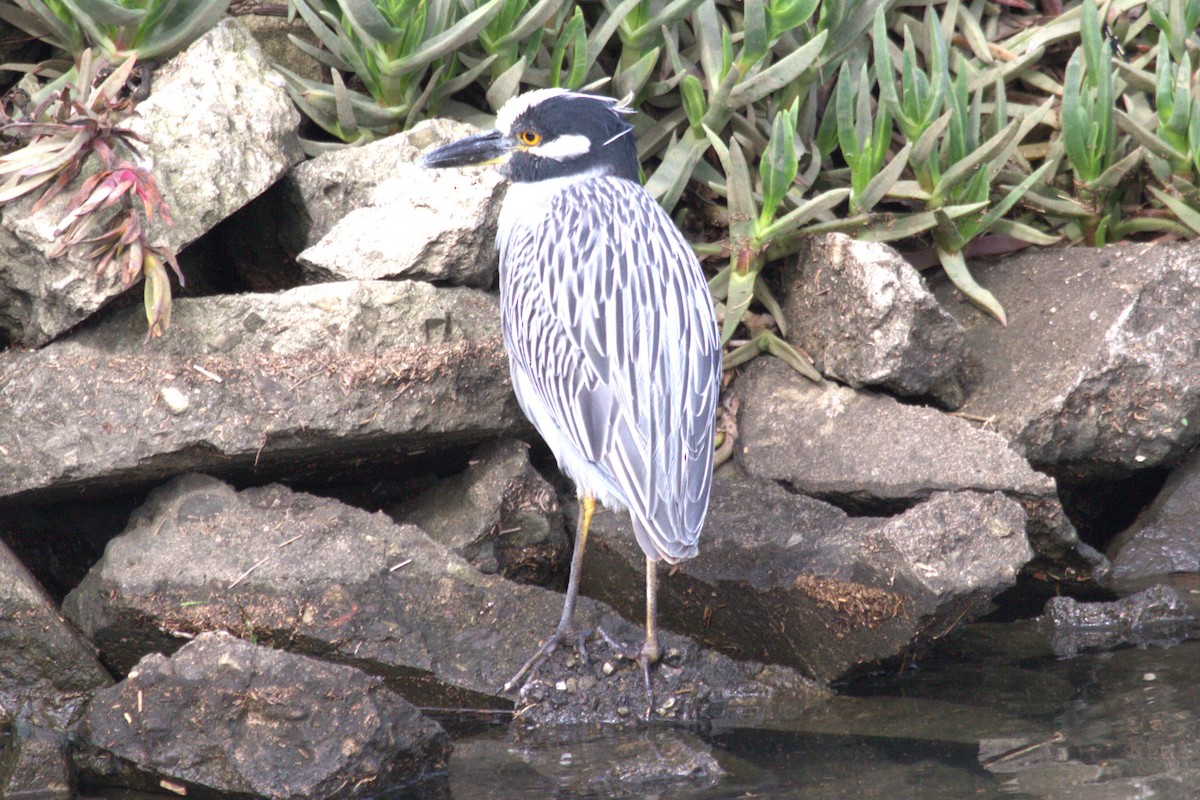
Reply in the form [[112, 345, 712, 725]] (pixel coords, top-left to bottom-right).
[[531, 133, 592, 160]]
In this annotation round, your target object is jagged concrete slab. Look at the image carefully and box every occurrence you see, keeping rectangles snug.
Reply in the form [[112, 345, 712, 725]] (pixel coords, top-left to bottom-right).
[[930, 241, 1200, 482], [297, 161, 504, 287], [63, 475, 827, 726], [0, 722, 74, 800], [782, 233, 967, 408], [1107, 448, 1200, 583], [0, 280, 523, 505], [584, 470, 1032, 682], [0, 540, 112, 728], [733, 358, 1088, 566], [388, 438, 569, 584], [76, 631, 449, 799], [0, 18, 302, 346]]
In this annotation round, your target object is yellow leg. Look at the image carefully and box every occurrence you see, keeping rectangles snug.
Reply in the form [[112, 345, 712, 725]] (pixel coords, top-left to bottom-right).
[[642, 556, 660, 663], [557, 494, 594, 632], [594, 550, 666, 716], [639, 555, 661, 715], [504, 493, 594, 693]]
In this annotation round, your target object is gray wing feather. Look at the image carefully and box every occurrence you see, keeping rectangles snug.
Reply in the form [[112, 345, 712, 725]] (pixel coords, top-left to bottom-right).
[[500, 177, 720, 562]]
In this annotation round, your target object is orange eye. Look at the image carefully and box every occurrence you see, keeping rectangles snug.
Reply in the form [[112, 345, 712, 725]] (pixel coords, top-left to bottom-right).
[[518, 130, 542, 147]]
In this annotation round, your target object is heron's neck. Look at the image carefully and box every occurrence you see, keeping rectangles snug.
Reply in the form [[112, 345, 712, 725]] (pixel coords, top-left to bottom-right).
[[496, 168, 607, 248]]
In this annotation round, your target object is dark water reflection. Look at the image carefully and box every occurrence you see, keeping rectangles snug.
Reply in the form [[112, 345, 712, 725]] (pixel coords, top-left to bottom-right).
[[69, 621, 1200, 799], [430, 622, 1200, 800]]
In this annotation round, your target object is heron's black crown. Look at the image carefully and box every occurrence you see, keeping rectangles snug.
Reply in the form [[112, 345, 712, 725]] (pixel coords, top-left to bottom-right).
[[497, 90, 638, 184]]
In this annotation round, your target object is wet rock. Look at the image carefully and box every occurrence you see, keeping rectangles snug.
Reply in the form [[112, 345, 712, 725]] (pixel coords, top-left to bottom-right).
[[0, 721, 73, 800], [1041, 584, 1196, 657], [1107, 449, 1200, 582], [510, 636, 826, 727], [481, 726, 722, 797], [448, 726, 725, 798], [0, 280, 522, 505], [62, 474, 827, 725], [930, 241, 1200, 482], [0, 18, 302, 346], [389, 438, 568, 583], [76, 631, 449, 799], [734, 358, 1091, 568], [783, 233, 968, 408], [298, 160, 504, 287], [0, 539, 111, 728], [584, 469, 1032, 682], [981, 639, 1200, 798]]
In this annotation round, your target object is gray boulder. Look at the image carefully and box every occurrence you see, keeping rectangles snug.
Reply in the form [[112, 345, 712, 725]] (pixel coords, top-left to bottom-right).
[[63, 277, 499, 354], [298, 161, 504, 287], [76, 631, 450, 799], [0, 18, 302, 346], [0, 280, 522, 505], [584, 469, 1032, 682], [283, 118, 478, 247], [0, 721, 74, 800], [62, 474, 827, 726], [279, 118, 503, 288], [389, 438, 569, 583], [734, 358, 1090, 567], [931, 241, 1200, 481], [131, 19, 304, 251], [1107, 449, 1200, 583], [783, 233, 968, 408]]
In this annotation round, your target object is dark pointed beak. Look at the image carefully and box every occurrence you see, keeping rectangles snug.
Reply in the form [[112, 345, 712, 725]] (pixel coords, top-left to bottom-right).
[[418, 129, 513, 169]]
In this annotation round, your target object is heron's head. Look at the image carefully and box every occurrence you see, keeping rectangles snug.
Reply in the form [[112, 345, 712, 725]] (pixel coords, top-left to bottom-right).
[[418, 89, 638, 183]]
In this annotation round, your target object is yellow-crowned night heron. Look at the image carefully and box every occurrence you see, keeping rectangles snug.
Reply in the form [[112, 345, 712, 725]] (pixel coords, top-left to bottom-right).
[[419, 89, 720, 702]]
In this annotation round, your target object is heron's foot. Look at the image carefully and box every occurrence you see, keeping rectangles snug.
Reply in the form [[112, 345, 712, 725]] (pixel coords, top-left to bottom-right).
[[597, 627, 660, 719], [503, 624, 591, 694]]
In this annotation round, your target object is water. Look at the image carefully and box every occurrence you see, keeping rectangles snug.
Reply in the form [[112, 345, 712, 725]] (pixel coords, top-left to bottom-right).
[[428, 621, 1200, 800], [47, 620, 1200, 798]]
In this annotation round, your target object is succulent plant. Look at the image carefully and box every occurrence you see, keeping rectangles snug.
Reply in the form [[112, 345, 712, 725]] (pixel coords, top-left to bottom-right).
[[701, 100, 851, 378], [0, 50, 182, 338], [278, 0, 505, 152], [863, 5, 1054, 324], [0, 0, 232, 61], [20, 0, 1192, 354], [1146, 0, 1200, 61], [1057, 0, 1134, 245]]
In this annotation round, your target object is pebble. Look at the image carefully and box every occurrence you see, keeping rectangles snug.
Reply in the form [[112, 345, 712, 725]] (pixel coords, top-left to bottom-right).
[[159, 386, 189, 415]]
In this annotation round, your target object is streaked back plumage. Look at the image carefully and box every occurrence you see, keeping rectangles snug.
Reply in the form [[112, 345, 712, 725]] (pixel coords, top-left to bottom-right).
[[492, 91, 720, 563]]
